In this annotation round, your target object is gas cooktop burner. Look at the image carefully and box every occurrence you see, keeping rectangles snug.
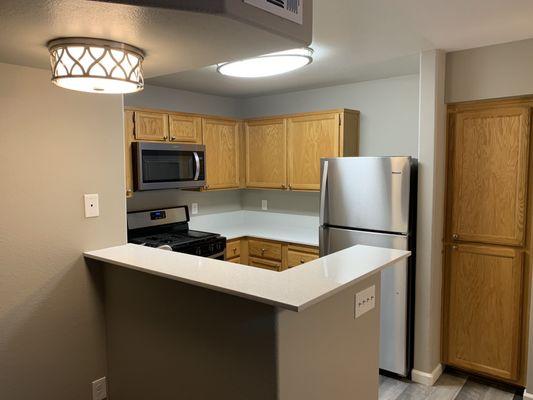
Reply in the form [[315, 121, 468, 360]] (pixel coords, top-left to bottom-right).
[[127, 207, 226, 259]]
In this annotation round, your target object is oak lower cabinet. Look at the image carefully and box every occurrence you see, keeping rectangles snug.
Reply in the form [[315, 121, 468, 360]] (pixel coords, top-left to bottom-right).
[[443, 244, 523, 381], [443, 101, 532, 385], [202, 118, 241, 190], [225, 237, 318, 272]]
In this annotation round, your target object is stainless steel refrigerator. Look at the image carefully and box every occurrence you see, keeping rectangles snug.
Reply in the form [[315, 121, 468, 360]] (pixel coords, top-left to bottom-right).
[[319, 156, 417, 378]]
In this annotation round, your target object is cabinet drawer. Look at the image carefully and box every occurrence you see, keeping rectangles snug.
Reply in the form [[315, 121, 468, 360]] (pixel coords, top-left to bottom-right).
[[249, 239, 282, 261], [287, 249, 319, 268], [227, 256, 241, 264], [249, 257, 281, 271], [225, 240, 241, 259]]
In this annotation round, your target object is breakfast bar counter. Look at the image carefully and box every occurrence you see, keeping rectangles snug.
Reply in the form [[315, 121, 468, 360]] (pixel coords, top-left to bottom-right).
[[84, 243, 409, 400]]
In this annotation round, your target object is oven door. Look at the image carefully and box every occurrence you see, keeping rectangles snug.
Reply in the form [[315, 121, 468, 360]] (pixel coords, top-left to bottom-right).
[[134, 142, 206, 190]]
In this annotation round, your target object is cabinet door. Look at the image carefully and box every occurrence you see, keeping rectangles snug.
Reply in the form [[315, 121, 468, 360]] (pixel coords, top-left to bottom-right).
[[287, 249, 318, 268], [124, 110, 135, 198], [287, 113, 340, 190], [449, 107, 530, 246], [245, 119, 287, 189], [133, 111, 169, 141], [443, 244, 523, 381], [249, 257, 281, 271], [169, 114, 202, 143], [202, 118, 240, 190]]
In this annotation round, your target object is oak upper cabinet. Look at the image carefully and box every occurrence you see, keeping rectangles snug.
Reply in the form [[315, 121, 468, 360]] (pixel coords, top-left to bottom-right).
[[443, 244, 523, 381], [245, 118, 287, 189], [287, 112, 349, 191], [124, 110, 135, 198], [133, 110, 169, 141], [168, 114, 202, 143], [448, 107, 530, 246], [202, 118, 240, 190]]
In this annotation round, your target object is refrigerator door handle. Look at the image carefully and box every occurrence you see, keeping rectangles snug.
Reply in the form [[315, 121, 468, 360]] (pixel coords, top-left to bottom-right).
[[319, 160, 329, 226]]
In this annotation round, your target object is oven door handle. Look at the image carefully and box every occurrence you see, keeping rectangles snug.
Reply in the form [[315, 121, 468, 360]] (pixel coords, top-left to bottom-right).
[[208, 250, 225, 259], [193, 152, 200, 181]]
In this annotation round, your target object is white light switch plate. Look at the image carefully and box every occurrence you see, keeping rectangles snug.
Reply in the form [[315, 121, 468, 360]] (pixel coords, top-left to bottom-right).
[[84, 194, 99, 218], [261, 200, 268, 210], [191, 203, 199, 215], [355, 285, 375, 318], [92, 377, 107, 400]]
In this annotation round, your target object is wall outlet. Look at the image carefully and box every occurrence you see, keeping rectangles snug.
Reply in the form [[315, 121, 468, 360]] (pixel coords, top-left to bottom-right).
[[84, 194, 99, 218], [355, 285, 375, 318], [261, 200, 268, 210], [191, 203, 199, 215], [92, 377, 107, 400]]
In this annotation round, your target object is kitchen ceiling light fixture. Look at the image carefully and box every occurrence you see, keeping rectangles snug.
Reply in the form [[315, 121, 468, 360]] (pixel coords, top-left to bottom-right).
[[217, 47, 313, 78], [48, 38, 145, 94]]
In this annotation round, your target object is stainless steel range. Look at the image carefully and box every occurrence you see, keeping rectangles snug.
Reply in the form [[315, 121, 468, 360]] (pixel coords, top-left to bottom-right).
[[127, 206, 226, 259]]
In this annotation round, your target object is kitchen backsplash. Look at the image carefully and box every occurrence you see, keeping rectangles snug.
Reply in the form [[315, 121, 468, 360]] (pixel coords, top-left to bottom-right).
[[127, 188, 319, 216]]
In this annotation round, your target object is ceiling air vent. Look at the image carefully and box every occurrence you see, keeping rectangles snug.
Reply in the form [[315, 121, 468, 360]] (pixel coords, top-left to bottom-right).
[[244, 0, 302, 24]]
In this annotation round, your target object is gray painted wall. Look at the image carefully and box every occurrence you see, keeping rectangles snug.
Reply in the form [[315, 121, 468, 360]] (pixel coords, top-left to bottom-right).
[[126, 76, 420, 217], [241, 74, 420, 158], [446, 38, 533, 103], [0, 63, 126, 400], [124, 83, 242, 118]]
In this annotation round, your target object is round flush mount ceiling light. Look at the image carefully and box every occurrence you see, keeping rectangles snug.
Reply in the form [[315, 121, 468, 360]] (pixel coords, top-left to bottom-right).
[[217, 47, 313, 78], [48, 38, 145, 94]]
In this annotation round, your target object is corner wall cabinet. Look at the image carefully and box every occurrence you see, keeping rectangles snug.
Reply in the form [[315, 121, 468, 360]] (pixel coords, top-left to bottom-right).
[[124, 108, 359, 197], [443, 100, 532, 385]]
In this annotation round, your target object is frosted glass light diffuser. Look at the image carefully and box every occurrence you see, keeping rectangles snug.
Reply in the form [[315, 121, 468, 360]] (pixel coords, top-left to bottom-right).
[[217, 48, 313, 78], [48, 38, 144, 94]]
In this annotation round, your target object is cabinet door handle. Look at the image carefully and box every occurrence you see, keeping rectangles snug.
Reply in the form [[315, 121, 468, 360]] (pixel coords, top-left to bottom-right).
[[126, 189, 133, 196], [452, 234, 458, 240], [163, 135, 168, 140], [300, 259, 305, 264], [170, 136, 176, 141], [233, 247, 237, 253], [452, 245, 458, 250]]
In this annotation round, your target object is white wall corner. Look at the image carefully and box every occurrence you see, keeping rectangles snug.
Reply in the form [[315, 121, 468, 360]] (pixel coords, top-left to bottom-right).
[[411, 364, 443, 386], [523, 390, 533, 399]]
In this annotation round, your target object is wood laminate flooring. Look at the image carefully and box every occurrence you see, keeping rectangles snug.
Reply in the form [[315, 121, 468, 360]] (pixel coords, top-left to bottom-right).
[[379, 373, 523, 400]]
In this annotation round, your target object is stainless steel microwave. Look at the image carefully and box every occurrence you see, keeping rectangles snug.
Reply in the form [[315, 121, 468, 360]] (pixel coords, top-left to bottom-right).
[[133, 142, 206, 191]]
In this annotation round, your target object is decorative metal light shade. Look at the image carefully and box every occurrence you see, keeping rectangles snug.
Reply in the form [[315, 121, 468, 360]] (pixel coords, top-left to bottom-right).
[[48, 38, 145, 94]]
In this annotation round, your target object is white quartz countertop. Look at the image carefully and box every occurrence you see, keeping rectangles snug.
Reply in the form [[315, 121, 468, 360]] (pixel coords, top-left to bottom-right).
[[188, 210, 319, 246], [84, 243, 410, 312]]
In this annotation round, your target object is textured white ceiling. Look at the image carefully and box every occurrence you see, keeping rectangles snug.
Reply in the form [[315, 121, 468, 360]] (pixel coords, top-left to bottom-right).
[[0, 0, 304, 78], [147, 0, 533, 97]]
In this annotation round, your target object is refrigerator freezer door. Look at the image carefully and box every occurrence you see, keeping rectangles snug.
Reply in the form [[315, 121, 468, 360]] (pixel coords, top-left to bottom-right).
[[320, 226, 410, 376], [320, 157, 412, 234]]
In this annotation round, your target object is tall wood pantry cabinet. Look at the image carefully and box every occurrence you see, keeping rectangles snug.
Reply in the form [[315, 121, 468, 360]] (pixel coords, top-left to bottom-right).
[[442, 101, 532, 385]]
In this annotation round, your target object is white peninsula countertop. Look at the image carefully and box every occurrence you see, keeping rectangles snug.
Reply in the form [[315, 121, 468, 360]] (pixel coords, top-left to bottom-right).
[[84, 243, 410, 311]]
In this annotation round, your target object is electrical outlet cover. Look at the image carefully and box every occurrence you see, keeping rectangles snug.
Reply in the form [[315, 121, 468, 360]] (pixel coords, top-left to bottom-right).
[[191, 203, 199, 215], [261, 200, 268, 210], [355, 285, 375, 318], [84, 194, 99, 218]]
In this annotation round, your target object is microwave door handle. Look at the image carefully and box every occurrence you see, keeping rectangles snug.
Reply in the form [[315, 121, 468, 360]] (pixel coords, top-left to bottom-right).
[[193, 152, 200, 181]]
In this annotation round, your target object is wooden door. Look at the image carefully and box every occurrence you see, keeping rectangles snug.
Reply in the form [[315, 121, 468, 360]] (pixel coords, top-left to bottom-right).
[[169, 114, 202, 143], [202, 118, 240, 190], [287, 113, 340, 190], [133, 111, 169, 141], [448, 107, 530, 246], [245, 119, 287, 189], [443, 244, 523, 381]]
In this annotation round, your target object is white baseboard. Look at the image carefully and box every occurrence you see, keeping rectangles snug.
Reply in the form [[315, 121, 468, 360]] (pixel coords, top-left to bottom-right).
[[411, 364, 443, 386], [523, 390, 533, 399]]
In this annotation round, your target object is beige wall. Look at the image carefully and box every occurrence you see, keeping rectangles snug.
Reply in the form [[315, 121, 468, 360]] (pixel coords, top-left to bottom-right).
[[0, 63, 126, 400], [446, 38, 533, 103]]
